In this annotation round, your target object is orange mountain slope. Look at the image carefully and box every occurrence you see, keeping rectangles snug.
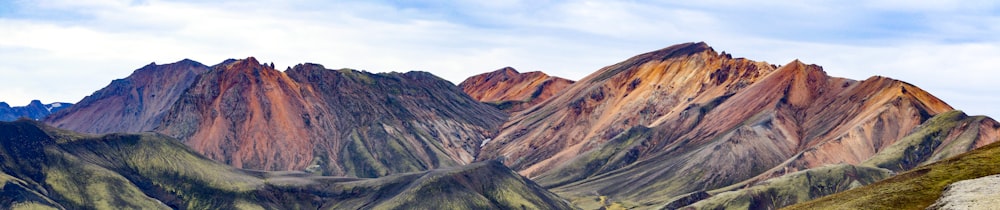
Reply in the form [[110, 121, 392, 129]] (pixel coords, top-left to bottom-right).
[[476, 42, 999, 207], [459, 67, 574, 112]]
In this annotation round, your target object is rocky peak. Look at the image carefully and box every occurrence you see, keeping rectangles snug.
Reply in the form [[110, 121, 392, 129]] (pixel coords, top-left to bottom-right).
[[291, 63, 326, 71], [27, 100, 44, 108]]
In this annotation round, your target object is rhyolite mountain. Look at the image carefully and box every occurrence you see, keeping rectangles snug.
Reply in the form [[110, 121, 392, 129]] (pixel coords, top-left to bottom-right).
[[46, 57, 507, 178], [459, 67, 574, 112], [0, 100, 71, 121], [0, 120, 571, 209], [475, 42, 1000, 209]]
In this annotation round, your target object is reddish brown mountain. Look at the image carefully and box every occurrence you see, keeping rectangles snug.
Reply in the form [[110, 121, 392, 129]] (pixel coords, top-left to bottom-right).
[[476, 42, 1000, 208], [49, 57, 507, 178], [459, 67, 574, 112], [46, 59, 209, 133]]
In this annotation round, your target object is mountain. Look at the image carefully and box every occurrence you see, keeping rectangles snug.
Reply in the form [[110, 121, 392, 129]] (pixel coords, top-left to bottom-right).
[[459, 67, 574, 112], [47, 57, 508, 178], [786, 138, 1000, 210], [0, 120, 572, 209], [0, 100, 71, 121], [683, 110, 999, 209], [45, 59, 210, 133], [476, 42, 1000, 208]]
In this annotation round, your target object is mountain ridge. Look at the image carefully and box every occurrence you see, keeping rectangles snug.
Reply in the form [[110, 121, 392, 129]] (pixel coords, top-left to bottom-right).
[[46, 57, 508, 178]]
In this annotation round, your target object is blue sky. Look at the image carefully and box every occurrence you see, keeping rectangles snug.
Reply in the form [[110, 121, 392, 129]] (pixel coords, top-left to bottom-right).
[[1, 0, 999, 118]]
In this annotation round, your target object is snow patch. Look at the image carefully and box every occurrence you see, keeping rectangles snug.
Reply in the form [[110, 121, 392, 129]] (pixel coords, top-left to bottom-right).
[[480, 138, 492, 147], [46, 102, 63, 112]]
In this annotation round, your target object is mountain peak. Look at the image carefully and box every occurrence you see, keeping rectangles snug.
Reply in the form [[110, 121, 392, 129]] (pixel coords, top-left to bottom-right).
[[459, 67, 575, 112], [244, 56, 259, 65], [500, 66, 519, 75], [643, 41, 714, 60], [175, 58, 205, 67]]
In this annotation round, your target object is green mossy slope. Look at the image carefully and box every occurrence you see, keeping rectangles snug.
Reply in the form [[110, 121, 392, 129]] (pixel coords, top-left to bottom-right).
[[683, 164, 892, 210]]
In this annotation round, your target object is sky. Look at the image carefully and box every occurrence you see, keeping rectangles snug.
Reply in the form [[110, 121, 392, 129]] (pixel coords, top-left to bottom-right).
[[0, 0, 998, 117]]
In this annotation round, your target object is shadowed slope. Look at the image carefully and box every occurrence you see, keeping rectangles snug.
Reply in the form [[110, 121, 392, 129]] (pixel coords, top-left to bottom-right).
[[0, 120, 572, 209], [45, 59, 209, 133]]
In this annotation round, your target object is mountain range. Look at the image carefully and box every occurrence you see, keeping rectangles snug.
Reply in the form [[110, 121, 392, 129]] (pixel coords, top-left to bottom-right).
[[0, 100, 71, 121], [474, 42, 998, 209], [2, 42, 998, 209]]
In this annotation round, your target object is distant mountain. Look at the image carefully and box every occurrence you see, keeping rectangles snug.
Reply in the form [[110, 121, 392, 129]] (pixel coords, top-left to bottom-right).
[[46, 57, 507, 178], [0, 120, 571, 209], [459, 67, 574, 112], [0, 100, 71, 121], [476, 42, 1000, 208]]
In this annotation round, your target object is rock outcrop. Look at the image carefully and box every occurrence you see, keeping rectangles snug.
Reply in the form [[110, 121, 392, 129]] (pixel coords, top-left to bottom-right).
[[928, 174, 1000, 210]]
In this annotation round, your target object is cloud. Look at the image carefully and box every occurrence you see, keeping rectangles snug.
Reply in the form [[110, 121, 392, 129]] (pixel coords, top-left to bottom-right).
[[0, 0, 997, 118]]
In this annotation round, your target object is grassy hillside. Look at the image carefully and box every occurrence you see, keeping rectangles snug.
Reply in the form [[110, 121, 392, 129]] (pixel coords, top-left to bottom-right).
[[0, 120, 572, 209]]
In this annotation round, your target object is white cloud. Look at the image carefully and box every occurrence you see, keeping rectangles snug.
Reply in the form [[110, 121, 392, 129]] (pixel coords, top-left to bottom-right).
[[0, 0, 997, 118]]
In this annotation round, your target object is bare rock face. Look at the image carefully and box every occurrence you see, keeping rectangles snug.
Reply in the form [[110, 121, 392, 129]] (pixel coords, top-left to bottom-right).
[[45, 59, 209, 133], [459, 67, 574, 112], [49, 57, 507, 178], [928, 174, 1000, 210], [476, 42, 999, 207]]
